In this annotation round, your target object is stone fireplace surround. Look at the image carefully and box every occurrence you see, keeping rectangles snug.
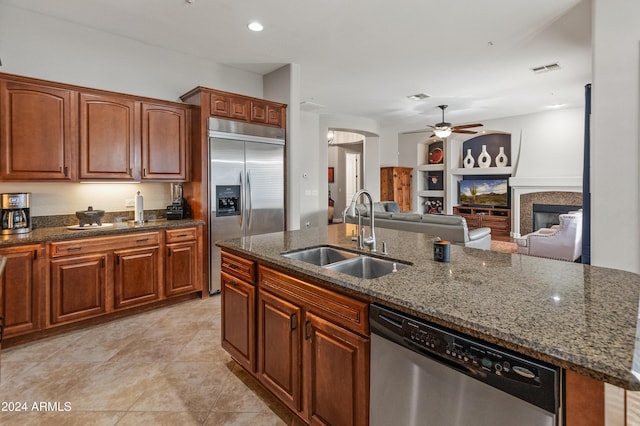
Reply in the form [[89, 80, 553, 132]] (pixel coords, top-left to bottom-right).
[[509, 177, 582, 237]]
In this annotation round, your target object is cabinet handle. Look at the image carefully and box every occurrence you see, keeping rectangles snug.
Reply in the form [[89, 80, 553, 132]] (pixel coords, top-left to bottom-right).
[[64, 166, 69, 177], [33, 249, 38, 260], [177, 234, 188, 237], [136, 238, 148, 243], [67, 246, 82, 251], [116, 255, 120, 265], [304, 320, 311, 340], [229, 280, 238, 287], [143, 168, 147, 177], [290, 313, 297, 331], [227, 263, 239, 270], [167, 248, 172, 257], [101, 257, 105, 268]]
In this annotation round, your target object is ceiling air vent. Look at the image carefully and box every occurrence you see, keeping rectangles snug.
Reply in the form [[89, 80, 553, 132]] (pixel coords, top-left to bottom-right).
[[407, 93, 430, 101], [531, 62, 561, 74]]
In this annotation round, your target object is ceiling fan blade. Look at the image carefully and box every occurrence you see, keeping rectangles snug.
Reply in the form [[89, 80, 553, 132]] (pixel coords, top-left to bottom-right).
[[451, 123, 483, 130], [452, 129, 478, 134]]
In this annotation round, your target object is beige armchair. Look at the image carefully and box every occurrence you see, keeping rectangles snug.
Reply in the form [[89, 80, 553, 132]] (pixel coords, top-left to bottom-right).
[[516, 210, 583, 262]]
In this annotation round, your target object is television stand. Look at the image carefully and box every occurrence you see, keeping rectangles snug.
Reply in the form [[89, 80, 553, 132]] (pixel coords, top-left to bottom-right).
[[453, 206, 511, 242]]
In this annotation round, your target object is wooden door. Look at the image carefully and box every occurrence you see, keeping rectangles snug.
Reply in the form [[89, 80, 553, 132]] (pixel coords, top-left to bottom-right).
[[303, 312, 369, 426], [257, 289, 302, 412], [113, 245, 160, 309], [221, 271, 255, 372], [398, 168, 413, 211], [141, 102, 188, 181], [0, 80, 77, 180], [165, 240, 197, 297], [0, 245, 42, 336], [79, 93, 137, 180], [50, 253, 106, 325]]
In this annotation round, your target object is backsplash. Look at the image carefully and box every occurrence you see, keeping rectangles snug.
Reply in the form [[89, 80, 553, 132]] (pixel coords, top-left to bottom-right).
[[32, 209, 168, 229]]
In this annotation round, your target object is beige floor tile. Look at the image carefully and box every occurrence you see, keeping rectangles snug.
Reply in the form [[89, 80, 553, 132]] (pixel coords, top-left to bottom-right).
[[204, 411, 288, 426], [118, 410, 210, 425], [0, 410, 125, 426]]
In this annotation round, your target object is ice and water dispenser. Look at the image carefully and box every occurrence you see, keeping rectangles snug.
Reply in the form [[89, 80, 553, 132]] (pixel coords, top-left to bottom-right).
[[216, 185, 241, 217]]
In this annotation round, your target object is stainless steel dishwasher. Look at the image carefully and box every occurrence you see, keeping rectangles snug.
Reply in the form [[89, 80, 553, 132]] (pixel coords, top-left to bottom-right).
[[370, 304, 562, 426]]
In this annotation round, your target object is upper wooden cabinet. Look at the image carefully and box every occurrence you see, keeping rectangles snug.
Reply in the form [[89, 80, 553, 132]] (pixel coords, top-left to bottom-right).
[[0, 80, 77, 180], [80, 93, 137, 180], [181, 86, 287, 129], [141, 102, 188, 181], [0, 73, 190, 182]]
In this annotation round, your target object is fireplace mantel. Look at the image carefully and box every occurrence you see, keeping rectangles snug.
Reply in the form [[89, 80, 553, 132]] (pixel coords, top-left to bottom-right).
[[509, 176, 582, 237]]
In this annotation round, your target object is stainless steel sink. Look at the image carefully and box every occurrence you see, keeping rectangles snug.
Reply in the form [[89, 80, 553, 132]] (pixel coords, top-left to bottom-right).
[[325, 256, 408, 279], [283, 246, 359, 266]]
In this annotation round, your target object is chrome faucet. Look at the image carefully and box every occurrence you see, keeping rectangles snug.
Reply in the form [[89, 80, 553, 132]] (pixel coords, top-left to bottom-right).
[[346, 189, 377, 252]]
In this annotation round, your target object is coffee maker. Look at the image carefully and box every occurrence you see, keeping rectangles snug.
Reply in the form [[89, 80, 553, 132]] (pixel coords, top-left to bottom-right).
[[166, 184, 191, 220], [1, 193, 31, 235]]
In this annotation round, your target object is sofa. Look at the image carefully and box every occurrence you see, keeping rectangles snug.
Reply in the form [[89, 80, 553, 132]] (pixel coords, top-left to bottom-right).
[[515, 210, 582, 262], [344, 201, 492, 250]]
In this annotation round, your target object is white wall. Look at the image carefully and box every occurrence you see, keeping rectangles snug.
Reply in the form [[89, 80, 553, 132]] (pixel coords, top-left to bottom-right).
[[591, 0, 640, 273], [0, 4, 264, 217]]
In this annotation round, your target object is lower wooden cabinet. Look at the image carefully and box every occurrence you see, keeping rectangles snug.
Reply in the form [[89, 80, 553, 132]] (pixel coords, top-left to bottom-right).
[[165, 227, 200, 297], [0, 244, 43, 338], [50, 253, 106, 324], [221, 271, 255, 372], [113, 246, 161, 309], [221, 258, 370, 426]]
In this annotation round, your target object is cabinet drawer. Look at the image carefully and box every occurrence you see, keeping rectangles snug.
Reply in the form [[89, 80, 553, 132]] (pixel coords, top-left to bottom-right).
[[50, 232, 161, 257], [221, 251, 255, 283], [166, 227, 197, 243], [258, 266, 368, 336]]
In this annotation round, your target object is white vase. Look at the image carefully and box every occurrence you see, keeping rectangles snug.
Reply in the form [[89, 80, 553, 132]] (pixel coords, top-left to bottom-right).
[[495, 146, 508, 167], [463, 149, 474, 168], [478, 145, 491, 168]]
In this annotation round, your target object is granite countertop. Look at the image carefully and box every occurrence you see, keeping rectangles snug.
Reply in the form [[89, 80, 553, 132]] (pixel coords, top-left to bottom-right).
[[0, 219, 204, 246], [216, 224, 640, 390]]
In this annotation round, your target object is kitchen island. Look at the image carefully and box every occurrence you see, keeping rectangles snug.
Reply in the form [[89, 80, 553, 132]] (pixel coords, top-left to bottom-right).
[[217, 224, 640, 424]]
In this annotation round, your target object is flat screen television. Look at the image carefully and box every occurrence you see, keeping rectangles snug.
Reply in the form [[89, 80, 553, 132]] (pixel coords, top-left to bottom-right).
[[458, 176, 510, 208]]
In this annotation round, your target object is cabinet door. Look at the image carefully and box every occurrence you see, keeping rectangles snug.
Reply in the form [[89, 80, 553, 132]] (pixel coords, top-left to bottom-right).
[[250, 101, 268, 124], [258, 289, 302, 412], [141, 102, 188, 181], [50, 253, 106, 325], [0, 80, 77, 180], [79, 93, 137, 180], [165, 240, 198, 297], [399, 168, 412, 211], [304, 312, 369, 426], [266, 104, 283, 127], [229, 97, 250, 121], [0, 245, 42, 337], [113, 246, 161, 309], [210, 93, 230, 117], [221, 271, 255, 372]]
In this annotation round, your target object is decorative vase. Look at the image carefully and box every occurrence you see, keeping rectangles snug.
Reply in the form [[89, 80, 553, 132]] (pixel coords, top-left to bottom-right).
[[495, 146, 508, 167], [463, 149, 475, 168], [478, 145, 491, 168]]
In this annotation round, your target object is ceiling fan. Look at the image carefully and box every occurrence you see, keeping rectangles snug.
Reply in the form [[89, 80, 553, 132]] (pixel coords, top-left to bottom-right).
[[428, 105, 483, 138]]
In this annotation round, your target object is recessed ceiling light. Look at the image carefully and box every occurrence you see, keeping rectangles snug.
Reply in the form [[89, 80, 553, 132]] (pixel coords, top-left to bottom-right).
[[248, 22, 264, 32], [407, 93, 430, 101]]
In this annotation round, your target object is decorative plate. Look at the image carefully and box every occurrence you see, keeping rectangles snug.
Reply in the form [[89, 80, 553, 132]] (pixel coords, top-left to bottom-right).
[[428, 147, 444, 164]]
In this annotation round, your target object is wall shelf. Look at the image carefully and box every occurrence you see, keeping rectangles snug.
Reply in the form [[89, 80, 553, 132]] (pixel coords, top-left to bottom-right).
[[451, 166, 513, 176], [419, 190, 444, 197], [417, 164, 445, 172]]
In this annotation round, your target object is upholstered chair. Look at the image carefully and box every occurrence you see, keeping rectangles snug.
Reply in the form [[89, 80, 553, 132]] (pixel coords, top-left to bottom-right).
[[516, 210, 583, 262]]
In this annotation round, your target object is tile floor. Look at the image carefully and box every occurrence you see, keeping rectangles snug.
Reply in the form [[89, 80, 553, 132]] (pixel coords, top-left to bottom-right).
[[0, 295, 302, 425]]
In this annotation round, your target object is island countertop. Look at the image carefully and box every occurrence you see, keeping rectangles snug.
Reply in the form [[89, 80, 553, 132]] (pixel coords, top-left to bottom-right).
[[216, 224, 640, 390]]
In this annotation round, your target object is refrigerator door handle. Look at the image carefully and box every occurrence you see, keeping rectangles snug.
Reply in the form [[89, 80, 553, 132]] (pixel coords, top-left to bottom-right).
[[239, 171, 244, 228], [247, 170, 253, 229]]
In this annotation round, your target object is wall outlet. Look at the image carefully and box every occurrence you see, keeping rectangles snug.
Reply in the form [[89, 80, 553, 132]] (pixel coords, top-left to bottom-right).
[[124, 198, 135, 207]]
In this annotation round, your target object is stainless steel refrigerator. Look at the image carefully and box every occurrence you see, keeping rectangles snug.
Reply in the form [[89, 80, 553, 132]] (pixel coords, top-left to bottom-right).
[[208, 118, 285, 294]]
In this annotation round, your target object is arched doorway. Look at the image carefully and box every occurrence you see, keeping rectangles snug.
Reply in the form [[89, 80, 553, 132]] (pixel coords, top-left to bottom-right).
[[327, 130, 365, 223]]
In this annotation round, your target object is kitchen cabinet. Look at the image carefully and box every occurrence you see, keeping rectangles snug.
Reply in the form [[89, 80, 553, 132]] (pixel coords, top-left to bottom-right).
[[79, 93, 137, 180], [49, 231, 162, 326], [141, 102, 189, 181], [380, 167, 413, 212], [0, 244, 43, 338], [165, 227, 201, 297], [221, 251, 256, 372], [0, 79, 77, 181], [113, 245, 161, 309], [50, 253, 107, 324], [257, 266, 370, 425]]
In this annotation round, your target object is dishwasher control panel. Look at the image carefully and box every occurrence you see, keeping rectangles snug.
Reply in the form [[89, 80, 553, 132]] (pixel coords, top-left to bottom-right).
[[403, 320, 542, 387]]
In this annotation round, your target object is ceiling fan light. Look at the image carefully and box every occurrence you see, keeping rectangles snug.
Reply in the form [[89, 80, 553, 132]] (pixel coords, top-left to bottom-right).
[[434, 128, 452, 138]]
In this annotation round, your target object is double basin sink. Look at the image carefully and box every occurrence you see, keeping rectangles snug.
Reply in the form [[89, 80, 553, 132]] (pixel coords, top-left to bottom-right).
[[283, 246, 409, 279]]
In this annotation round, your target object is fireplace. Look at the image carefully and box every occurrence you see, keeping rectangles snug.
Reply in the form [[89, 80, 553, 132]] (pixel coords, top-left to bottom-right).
[[515, 190, 583, 236], [532, 204, 582, 231]]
